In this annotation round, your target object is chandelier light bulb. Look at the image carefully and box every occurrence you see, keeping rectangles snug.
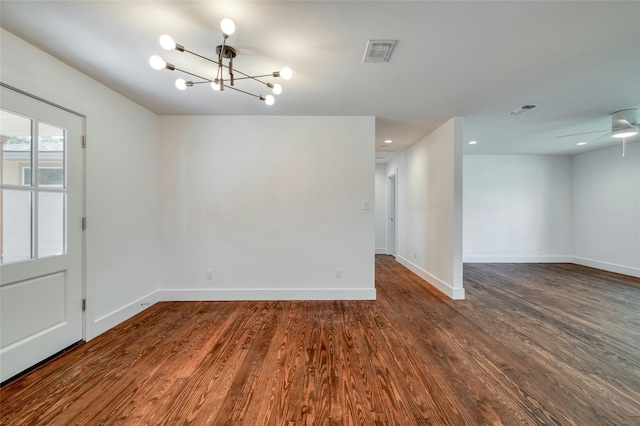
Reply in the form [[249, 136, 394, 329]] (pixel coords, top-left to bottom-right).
[[220, 18, 236, 36], [211, 80, 221, 91], [175, 79, 187, 90], [279, 67, 293, 80], [159, 35, 176, 50], [272, 84, 282, 95], [261, 95, 275, 105], [149, 55, 166, 70]]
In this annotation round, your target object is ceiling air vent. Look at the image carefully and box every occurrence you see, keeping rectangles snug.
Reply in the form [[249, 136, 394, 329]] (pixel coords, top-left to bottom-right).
[[363, 40, 397, 63]]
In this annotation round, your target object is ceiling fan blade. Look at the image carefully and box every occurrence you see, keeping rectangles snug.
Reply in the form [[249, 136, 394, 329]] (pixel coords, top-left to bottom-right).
[[614, 118, 633, 127], [586, 131, 613, 145], [556, 129, 609, 138]]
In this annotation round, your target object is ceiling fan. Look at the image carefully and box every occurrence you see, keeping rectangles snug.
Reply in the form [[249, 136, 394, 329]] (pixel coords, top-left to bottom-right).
[[557, 109, 639, 156]]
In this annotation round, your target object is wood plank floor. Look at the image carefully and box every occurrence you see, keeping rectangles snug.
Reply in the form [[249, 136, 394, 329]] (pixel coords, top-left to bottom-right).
[[2, 256, 639, 425]]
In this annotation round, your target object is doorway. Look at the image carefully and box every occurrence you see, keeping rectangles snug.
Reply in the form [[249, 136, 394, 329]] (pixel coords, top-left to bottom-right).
[[1, 85, 84, 383], [388, 173, 397, 256]]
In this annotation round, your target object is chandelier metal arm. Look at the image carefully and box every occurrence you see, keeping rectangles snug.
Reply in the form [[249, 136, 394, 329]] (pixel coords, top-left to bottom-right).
[[173, 67, 211, 83], [233, 74, 274, 80], [183, 48, 221, 67], [217, 37, 227, 90], [161, 60, 278, 99], [175, 72, 262, 99], [224, 84, 260, 99], [230, 74, 272, 86], [182, 48, 269, 86], [222, 67, 268, 85]]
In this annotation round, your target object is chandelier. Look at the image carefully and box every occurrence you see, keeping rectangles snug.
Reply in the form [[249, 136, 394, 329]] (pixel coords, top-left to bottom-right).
[[149, 18, 292, 106]]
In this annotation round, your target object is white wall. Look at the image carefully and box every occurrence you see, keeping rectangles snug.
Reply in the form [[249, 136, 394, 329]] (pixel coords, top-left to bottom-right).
[[1, 28, 161, 339], [463, 155, 572, 262], [386, 118, 464, 299], [374, 164, 388, 254], [158, 116, 376, 300], [572, 142, 640, 277], [463, 144, 639, 278]]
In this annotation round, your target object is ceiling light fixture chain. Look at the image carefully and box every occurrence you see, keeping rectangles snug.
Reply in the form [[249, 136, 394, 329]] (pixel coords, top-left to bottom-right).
[[149, 18, 292, 106]]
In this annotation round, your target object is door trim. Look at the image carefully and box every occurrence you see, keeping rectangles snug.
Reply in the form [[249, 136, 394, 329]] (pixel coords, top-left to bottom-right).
[[1, 83, 85, 117]]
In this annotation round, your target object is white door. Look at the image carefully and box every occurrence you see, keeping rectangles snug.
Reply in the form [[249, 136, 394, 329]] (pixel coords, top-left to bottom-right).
[[1, 86, 84, 383]]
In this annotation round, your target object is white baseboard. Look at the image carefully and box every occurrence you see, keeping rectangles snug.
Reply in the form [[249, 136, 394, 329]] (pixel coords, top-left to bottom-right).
[[463, 255, 573, 263], [572, 257, 640, 278], [158, 287, 377, 301], [88, 290, 159, 340], [85, 286, 375, 340], [375, 247, 388, 254], [396, 256, 465, 300], [463, 255, 639, 278]]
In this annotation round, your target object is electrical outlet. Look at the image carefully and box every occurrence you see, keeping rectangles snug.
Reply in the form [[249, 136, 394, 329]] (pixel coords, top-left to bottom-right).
[[336, 268, 342, 279], [207, 269, 213, 279]]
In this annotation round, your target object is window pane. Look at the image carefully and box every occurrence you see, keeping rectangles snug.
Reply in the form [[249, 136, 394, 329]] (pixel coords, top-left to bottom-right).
[[1, 110, 32, 186], [38, 122, 65, 188], [38, 192, 65, 258], [1, 189, 33, 263]]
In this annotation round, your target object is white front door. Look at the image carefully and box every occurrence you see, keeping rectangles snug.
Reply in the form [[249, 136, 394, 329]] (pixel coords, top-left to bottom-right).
[[1, 86, 84, 383]]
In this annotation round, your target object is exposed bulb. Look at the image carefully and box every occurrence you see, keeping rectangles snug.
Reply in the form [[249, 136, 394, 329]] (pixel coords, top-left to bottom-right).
[[159, 35, 176, 50], [280, 67, 293, 80], [271, 84, 282, 95], [261, 95, 275, 106], [175, 79, 187, 90], [220, 18, 236, 36], [149, 55, 166, 70], [211, 80, 221, 91]]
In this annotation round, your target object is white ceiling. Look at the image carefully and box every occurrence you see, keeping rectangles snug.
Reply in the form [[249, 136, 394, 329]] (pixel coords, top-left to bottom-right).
[[1, 1, 639, 158]]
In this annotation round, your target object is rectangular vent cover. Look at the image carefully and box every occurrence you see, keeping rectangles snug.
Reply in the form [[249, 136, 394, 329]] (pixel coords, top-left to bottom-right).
[[363, 40, 397, 63]]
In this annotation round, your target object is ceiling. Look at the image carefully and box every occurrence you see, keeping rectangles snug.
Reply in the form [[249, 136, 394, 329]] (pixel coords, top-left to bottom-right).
[[1, 1, 639, 159]]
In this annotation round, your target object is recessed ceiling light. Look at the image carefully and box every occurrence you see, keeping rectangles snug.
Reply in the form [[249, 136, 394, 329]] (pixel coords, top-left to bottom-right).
[[384, 139, 393, 144], [468, 140, 477, 145], [576, 142, 587, 146]]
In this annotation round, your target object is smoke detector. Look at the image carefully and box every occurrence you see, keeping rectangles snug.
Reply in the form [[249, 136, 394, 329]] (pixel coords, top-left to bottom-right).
[[363, 40, 397, 63]]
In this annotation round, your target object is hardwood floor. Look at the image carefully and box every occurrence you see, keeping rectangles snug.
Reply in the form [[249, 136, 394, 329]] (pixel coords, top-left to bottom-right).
[[1, 256, 639, 425]]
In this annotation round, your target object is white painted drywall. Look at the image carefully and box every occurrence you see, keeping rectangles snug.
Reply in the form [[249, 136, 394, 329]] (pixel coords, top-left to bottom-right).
[[386, 118, 464, 299], [157, 115, 376, 300], [374, 164, 388, 254], [1, 29, 161, 339], [572, 142, 640, 277], [463, 155, 572, 262]]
